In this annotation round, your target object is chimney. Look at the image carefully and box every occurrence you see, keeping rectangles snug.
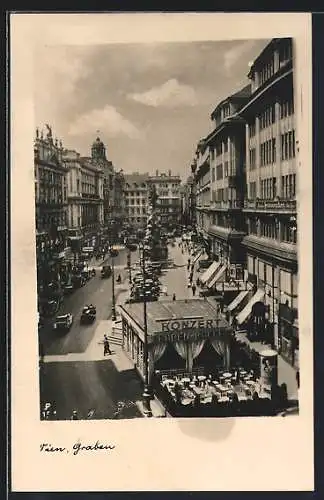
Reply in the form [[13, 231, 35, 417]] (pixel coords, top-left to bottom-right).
[[156, 169, 159, 176], [168, 169, 171, 176]]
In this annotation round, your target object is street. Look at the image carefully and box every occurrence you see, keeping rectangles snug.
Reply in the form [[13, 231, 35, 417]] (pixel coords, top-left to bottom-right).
[[39, 246, 144, 420]]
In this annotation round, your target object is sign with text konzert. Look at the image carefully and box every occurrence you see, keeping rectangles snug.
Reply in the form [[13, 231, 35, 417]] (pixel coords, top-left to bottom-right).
[[152, 317, 228, 343]]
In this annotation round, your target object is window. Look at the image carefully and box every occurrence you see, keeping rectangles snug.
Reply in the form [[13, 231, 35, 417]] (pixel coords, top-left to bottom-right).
[[224, 161, 229, 177], [279, 41, 292, 67], [280, 98, 294, 118], [248, 122, 256, 137], [216, 164, 223, 180], [249, 182, 256, 199], [249, 148, 256, 170], [223, 141, 228, 153], [281, 130, 296, 160], [211, 168, 215, 182], [210, 148, 215, 161], [281, 174, 296, 198], [215, 143, 222, 156]]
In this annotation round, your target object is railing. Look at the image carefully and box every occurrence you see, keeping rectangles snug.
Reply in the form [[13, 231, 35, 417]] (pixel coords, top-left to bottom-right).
[[82, 193, 100, 200], [244, 199, 296, 211], [210, 200, 243, 210]]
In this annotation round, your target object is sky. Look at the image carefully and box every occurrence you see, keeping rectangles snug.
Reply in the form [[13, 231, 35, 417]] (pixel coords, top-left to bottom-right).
[[34, 39, 269, 180]]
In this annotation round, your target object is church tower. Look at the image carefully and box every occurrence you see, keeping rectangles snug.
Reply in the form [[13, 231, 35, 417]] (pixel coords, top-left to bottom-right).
[[91, 136, 107, 160]]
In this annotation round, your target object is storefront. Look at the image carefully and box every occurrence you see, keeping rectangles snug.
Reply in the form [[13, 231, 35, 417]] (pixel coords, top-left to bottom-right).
[[119, 299, 233, 381]]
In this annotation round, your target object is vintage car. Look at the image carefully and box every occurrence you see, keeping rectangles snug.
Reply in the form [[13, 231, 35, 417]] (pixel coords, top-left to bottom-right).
[[80, 305, 96, 324], [101, 265, 112, 279], [53, 313, 73, 332]]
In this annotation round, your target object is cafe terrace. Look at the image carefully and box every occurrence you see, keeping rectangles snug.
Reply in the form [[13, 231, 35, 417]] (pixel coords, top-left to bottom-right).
[[118, 299, 233, 381]]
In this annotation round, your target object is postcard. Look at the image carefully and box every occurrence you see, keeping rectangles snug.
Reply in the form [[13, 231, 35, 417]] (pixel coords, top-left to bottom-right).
[[10, 12, 313, 491]]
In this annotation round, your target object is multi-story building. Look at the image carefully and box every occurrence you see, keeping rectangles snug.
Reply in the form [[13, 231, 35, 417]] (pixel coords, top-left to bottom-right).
[[204, 84, 251, 280], [194, 140, 211, 252], [124, 173, 149, 229], [63, 139, 104, 249], [148, 170, 182, 229], [34, 125, 69, 290], [112, 169, 126, 227], [238, 38, 298, 365], [181, 174, 196, 227]]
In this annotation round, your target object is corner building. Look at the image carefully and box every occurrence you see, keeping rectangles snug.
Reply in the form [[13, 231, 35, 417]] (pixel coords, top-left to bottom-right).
[[205, 85, 251, 280], [238, 38, 298, 366]]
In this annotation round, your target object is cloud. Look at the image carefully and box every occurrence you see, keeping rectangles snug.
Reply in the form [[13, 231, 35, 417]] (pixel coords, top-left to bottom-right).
[[223, 40, 259, 74], [68, 105, 142, 140], [128, 78, 198, 107]]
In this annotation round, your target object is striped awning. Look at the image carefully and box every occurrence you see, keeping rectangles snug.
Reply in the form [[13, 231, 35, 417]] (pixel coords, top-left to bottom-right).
[[227, 290, 249, 312], [207, 264, 227, 289], [236, 289, 265, 325], [200, 261, 219, 285]]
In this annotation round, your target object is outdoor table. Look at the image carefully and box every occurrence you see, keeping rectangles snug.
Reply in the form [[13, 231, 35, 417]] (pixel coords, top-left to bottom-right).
[[198, 375, 206, 381], [240, 370, 247, 376], [246, 380, 255, 388], [222, 372, 232, 379]]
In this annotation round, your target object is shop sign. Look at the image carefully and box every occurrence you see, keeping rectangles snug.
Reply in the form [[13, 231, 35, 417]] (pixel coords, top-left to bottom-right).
[[158, 318, 219, 332]]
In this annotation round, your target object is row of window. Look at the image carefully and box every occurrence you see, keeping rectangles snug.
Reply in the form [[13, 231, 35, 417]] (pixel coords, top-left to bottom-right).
[[249, 217, 297, 244], [249, 174, 296, 199], [248, 98, 294, 136], [259, 104, 276, 130], [38, 169, 63, 185], [260, 138, 276, 167], [125, 198, 146, 205], [128, 208, 146, 215], [259, 57, 275, 86], [260, 178, 277, 199], [36, 212, 67, 230]]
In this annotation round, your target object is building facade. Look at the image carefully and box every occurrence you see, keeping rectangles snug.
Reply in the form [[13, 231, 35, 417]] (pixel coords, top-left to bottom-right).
[[205, 85, 251, 280], [124, 173, 149, 229], [238, 38, 298, 365], [34, 125, 69, 290], [148, 170, 182, 229], [192, 38, 298, 367], [63, 142, 104, 247]]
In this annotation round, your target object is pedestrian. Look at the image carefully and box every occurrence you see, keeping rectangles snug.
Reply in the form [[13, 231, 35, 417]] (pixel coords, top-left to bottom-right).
[[192, 284, 197, 296], [172, 293, 176, 301], [103, 334, 112, 355]]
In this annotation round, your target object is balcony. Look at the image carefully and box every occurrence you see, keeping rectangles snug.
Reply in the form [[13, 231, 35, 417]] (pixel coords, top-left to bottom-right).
[[209, 199, 243, 211], [244, 198, 296, 213], [81, 193, 101, 200]]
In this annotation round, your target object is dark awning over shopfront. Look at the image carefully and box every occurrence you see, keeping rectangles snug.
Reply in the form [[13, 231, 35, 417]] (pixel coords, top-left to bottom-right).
[[236, 289, 265, 325], [227, 290, 249, 313]]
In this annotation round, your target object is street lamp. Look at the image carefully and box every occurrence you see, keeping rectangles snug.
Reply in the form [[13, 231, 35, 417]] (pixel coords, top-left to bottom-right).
[[110, 243, 116, 321], [138, 241, 152, 417]]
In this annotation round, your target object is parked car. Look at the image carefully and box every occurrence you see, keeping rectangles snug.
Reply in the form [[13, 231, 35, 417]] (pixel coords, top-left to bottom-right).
[[53, 313, 73, 332]]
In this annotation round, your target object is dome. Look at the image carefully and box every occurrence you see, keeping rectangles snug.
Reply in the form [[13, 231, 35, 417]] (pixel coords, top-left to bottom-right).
[[91, 136, 107, 160]]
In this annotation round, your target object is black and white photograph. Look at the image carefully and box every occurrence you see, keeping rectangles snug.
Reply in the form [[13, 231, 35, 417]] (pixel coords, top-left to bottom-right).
[[35, 36, 299, 421], [11, 12, 313, 492]]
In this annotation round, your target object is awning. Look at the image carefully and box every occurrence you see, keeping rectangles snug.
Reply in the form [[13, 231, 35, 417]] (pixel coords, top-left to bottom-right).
[[200, 261, 219, 285], [227, 290, 249, 312], [207, 264, 227, 289], [193, 250, 203, 264], [236, 289, 265, 325]]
